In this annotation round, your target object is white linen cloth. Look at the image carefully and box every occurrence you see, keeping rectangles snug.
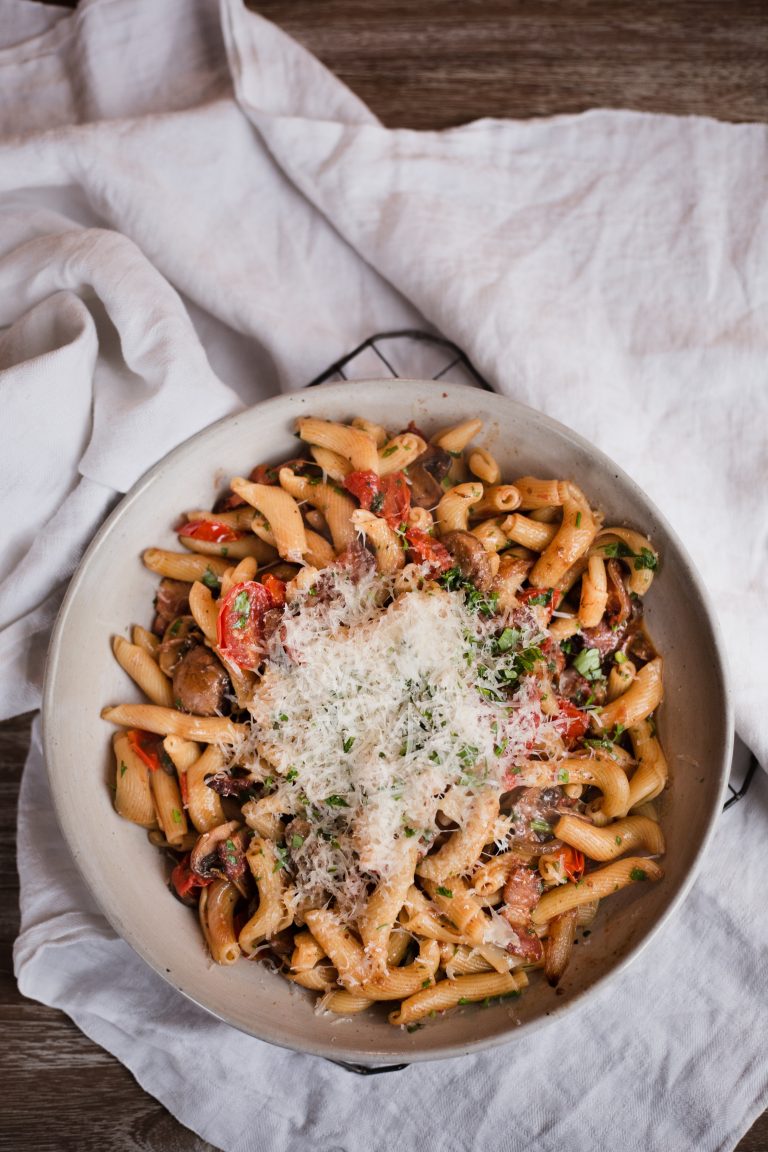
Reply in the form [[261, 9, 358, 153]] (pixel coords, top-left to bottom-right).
[[3, 1, 768, 1149]]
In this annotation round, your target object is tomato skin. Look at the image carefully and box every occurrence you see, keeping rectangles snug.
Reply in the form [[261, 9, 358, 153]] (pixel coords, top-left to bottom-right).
[[248, 464, 280, 485], [344, 470, 381, 509], [170, 854, 213, 904], [380, 472, 411, 528], [217, 580, 278, 671], [556, 698, 590, 747], [405, 527, 453, 575], [178, 519, 242, 544], [517, 586, 562, 622], [127, 729, 163, 772], [261, 573, 286, 606], [553, 845, 585, 883]]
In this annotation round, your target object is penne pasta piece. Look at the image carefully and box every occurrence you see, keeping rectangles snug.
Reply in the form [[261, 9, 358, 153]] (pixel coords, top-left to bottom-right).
[[471, 518, 509, 553], [239, 836, 293, 952], [350, 509, 405, 574], [501, 513, 558, 552], [514, 753, 630, 819], [578, 555, 608, 629], [182, 744, 226, 832], [188, 581, 218, 644], [512, 477, 564, 510], [548, 615, 581, 642], [317, 989, 373, 1015], [422, 877, 487, 945], [591, 528, 659, 596], [149, 759, 187, 845], [492, 555, 533, 610], [112, 635, 174, 707], [378, 432, 427, 476], [389, 969, 525, 1026], [544, 908, 578, 986], [296, 418, 380, 474], [290, 930, 326, 973], [185, 507, 255, 532], [199, 879, 241, 965], [303, 529, 336, 569], [530, 482, 596, 588], [435, 482, 484, 533], [131, 625, 159, 657], [351, 416, 388, 447], [531, 857, 664, 926], [101, 704, 246, 745], [592, 657, 663, 733], [407, 505, 434, 532], [230, 477, 307, 564], [358, 840, 420, 977], [310, 445, 353, 482], [467, 448, 501, 486], [359, 939, 441, 1001], [607, 657, 637, 703], [417, 790, 499, 882], [143, 549, 229, 582], [627, 718, 670, 808], [432, 418, 483, 455], [303, 908, 366, 987], [289, 966, 337, 992], [472, 850, 532, 896], [469, 485, 521, 519], [279, 470, 357, 552], [241, 792, 286, 841], [178, 533, 266, 561], [554, 813, 666, 862], [113, 731, 156, 828]]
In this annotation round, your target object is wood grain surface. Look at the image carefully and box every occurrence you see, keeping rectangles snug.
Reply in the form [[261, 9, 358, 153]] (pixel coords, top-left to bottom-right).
[[4, 3, 768, 1150]]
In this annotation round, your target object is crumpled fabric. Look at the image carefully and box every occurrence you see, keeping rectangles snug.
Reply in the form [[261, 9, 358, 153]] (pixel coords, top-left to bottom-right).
[[3, 2, 767, 1150]]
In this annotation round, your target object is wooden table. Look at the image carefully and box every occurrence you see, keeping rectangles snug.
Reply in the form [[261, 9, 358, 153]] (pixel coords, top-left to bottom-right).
[[4, 3, 767, 1149]]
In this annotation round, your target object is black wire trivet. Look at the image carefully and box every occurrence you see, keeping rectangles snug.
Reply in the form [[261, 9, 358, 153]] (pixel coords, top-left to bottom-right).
[[306, 328, 758, 1073]]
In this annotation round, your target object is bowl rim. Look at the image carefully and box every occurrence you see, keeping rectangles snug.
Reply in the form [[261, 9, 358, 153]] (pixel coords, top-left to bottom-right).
[[42, 378, 734, 1064]]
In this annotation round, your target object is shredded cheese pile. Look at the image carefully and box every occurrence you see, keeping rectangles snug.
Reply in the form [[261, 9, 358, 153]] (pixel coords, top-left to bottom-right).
[[247, 567, 560, 919]]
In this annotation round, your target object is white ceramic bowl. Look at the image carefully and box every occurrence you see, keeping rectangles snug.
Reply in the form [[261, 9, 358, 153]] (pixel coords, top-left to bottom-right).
[[43, 380, 732, 1065]]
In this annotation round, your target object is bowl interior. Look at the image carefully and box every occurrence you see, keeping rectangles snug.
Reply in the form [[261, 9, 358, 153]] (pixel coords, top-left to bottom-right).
[[43, 380, 732, 1063]]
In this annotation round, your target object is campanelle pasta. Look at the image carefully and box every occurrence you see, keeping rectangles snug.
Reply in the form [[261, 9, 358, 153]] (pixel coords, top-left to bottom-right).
[[102, 414, 667, 1027]]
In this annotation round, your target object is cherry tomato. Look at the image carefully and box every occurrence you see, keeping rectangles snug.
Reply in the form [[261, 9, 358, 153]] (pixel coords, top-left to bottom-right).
[[344, 469, 381, 510], [556, 698, 590, 747], [553, 845, 585, 883], [518, 586, 562, 622], [379, 472, 411, 528], [261, 573, 286, 606], [178, 519, 242, 544], [126, 729, 163, 772], [405, 527, 453, 575], [217, 580, 278, 671], [170, 853, 213, 904]]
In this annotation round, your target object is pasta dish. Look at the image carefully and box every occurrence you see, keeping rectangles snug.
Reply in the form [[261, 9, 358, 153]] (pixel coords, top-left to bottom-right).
[[102, 414, 667, 1028]]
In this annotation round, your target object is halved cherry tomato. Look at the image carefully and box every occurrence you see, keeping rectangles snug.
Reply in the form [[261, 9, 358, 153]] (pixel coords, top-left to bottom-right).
[[170, 853, 213, 904], [518, 586, 562, 622], [344, 469, 381, 510], [551, 845, 585, 883], [555, 698, 590, 748], [248, 463, 280, 485], [178, 519, 242, 544], [404, 527, 453, 575], [217, 580, 278, 671], [380, 472, 411, 528], [261, 573, 286, 606], [344, 469, 411, 529], [126, 729, 163, 772]]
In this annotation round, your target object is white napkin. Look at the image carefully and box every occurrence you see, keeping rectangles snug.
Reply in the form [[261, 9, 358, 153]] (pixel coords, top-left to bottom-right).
[[4, 1, 768, 1149]]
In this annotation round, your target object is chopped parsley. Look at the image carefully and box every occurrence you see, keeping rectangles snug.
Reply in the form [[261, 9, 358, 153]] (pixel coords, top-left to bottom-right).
[[201, 566, 221, 593], [171, 808, 182, 825], [285, 767, 298, 782], [436, 885, 454, 898], [600, 541, 635, 559], [231, 589, 250, 630], [634, 548, 658, 571], [495, 627, 518, 653], [614, 651, 628, 664], [529, 818, 552, 835], [573, 647, 602, 681], [272, 844, 290, 872], [439, 568, 499, 617], [291, 834, 305, 849], [526, 588, 553, 607], [575, 511, 582, 528], [324, 795, 350, 808], [342, 735, 355, 754], [119, 761, 128, 777], [370, 490, 384, 514], [381, 444, 398, 458], [630, 866, 648, 882]]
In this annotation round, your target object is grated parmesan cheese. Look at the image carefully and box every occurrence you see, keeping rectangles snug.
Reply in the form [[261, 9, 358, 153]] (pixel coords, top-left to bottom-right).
[[244, 566, 566, 919]]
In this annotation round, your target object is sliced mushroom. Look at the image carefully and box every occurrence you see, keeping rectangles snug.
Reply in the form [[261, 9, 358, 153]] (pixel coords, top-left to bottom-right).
[[173, 645, 231, 716], [157, 616, 202, 677], [190, 820, 242, 879], [441, 530, 495, 591], [152, 578, 193, 636], [408, 444, 452, 508]]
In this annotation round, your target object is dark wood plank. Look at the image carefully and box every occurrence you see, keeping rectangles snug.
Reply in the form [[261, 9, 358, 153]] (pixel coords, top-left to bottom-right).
[[5, 2, 768, 1149]]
